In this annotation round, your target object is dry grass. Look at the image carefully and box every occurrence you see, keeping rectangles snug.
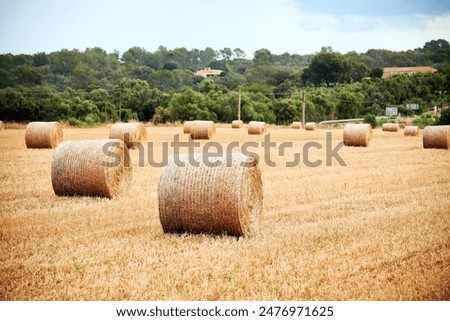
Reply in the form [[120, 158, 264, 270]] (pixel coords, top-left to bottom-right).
[[0, 126, 449, 300]]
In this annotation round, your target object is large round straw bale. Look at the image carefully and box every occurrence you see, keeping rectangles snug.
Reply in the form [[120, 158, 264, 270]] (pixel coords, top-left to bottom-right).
[[51, 139, 132, 198], [183, 121, 195, 134], [109, 122, 147, 149], [305, 122, 316, 131], [382, 123, 400, 132], [247, 121, 266, 135], [25, 121, 63, 149], [158, 153, 263, 237], [404, 125, 419, 136], [0, 120, 4, 130], [292, 122, 302, 129], [343, 124, 372, 147], [190, 120, 216, 140], [231, 120, 244, 128], [423, 125, 450, 149]]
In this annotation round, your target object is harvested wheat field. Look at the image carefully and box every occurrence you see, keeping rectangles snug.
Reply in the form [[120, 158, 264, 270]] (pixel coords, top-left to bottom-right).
[[0, 125, 449, 301]]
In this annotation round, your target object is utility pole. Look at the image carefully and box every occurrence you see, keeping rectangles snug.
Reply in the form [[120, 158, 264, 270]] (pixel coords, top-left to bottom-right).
[[237, 89, 241, 121], [301, 91, 306, 126], [118, 86, 122, 121]]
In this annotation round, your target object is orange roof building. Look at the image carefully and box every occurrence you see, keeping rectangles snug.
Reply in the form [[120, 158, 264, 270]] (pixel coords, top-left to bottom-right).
[[194, 67, 223, 78], [382, 66, 437, 78]]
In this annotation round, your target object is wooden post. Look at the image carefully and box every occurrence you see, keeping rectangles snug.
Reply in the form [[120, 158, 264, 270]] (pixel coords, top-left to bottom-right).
[[238, 89, 241, 121]]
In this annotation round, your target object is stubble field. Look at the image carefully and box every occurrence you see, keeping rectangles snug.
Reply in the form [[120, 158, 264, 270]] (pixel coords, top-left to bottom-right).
[[0, 124, 449, 300]]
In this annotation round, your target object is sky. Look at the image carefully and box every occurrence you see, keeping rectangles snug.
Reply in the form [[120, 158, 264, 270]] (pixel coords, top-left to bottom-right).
[[0, 0, 449, 57]]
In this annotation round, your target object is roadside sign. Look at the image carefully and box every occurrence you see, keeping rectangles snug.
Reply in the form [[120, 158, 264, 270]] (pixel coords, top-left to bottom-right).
[[406, 104, 419, 110], [385, 107, 398, 116]]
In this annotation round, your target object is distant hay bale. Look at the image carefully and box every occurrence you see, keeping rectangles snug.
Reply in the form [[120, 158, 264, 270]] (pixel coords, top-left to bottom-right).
[[0, 120, 4, 130], [109, 122, 147, 149], [158, 153, 263, 237], [25, 121, 63, 149], [382, 123, 400, 132], [305, 122, 316, 131], [183, 121, 195, 134], [292, 122, 302, 129], [423, 125, 450, 149], [190, 120, 216, 139], [343, 124, 372, 147], [51, 139, 132, 198], [231, 120, 244, 128], [247, 121, 266, 135], [404, 125, 419, 136]]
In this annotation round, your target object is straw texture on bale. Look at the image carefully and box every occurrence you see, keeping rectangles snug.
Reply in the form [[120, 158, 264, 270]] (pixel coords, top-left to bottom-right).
[[305, 122, 316, 131], [158, 153, 263, 237], [51, 139, 132, 198], [382, 123, 400, 132], [0, 120, 4, 130], [404, 125, 419, 136], [109, 122, 147, 149], [343, 124, 372, 147], [183, 121, 195, 134], [231, 120, 244, 128], [25, 121, 63, 149], [292, 122, 302, 129], [190, 120, 216, 140], [247, 121, 266, 135], [423, 125, 450, 149]]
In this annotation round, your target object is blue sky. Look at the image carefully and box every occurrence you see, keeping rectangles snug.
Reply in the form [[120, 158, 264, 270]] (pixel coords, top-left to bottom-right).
[[0, 0, 449, 56]]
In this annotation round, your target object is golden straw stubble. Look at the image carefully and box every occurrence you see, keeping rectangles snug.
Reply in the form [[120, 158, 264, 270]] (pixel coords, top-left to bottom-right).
[[25, 121, 63, 148], [423, 125, 450, 149], [158, 153, 263, 237], [343, 123, 372, 147], [51, 139, 132, 198], [109, 122, 147, 149]]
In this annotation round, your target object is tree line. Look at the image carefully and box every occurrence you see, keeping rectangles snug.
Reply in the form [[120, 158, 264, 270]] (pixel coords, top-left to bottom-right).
[[0, 39, 449, 125]]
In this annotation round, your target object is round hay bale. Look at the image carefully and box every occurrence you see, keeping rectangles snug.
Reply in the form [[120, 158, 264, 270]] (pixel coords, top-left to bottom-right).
[[231, 120, 244, 128], [305, 122, 316, 131], [343, 124, 372, 147], [247, 121, 266, 135], [183, 121, 195, 134], [423, 125, 450, 149], [25, 121, 63, 149], [190, 120, 216, 140], [51, 139, 132, 198], [292, 122, 302, 129], [404, 125, 419, 136], [109, 122, 147, 149], [0, 120, 4, 130], [158, 153, 263, 237], [382, 123, 400, 132]]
